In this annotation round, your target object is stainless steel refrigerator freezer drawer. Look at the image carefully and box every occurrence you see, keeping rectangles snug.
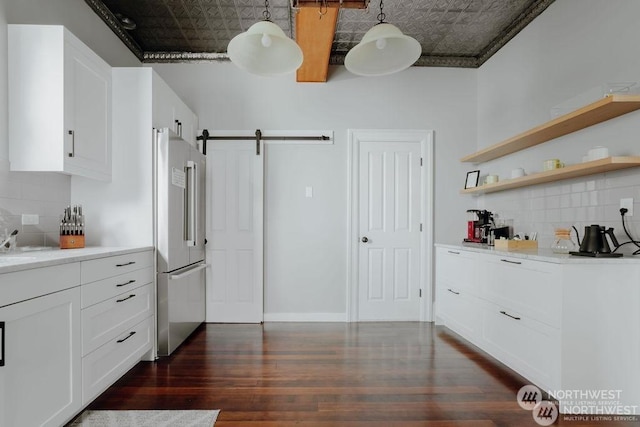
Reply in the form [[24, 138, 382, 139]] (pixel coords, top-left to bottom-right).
[[157, 262, 206, 356]]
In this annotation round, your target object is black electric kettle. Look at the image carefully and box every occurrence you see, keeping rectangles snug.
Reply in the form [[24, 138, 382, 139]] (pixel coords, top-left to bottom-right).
[[571, 224, 623, 257]]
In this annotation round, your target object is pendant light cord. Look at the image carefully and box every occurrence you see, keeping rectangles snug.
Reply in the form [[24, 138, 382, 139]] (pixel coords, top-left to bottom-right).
[[377, 0, 386, 23], [263, 0, 271, 21]]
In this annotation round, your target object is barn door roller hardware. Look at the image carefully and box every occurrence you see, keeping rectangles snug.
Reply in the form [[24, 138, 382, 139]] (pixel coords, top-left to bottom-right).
[[198, 129, 332, 155]]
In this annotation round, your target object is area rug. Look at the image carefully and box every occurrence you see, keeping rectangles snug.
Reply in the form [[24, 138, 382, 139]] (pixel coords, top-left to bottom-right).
[[69, 410, 220, 427]]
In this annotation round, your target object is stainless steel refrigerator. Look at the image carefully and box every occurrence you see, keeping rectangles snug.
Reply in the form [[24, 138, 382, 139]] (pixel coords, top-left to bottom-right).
[[155, 128, 206, 356]]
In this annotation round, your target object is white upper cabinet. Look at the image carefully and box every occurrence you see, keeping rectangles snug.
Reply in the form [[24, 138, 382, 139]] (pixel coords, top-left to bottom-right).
[[8, 25, 112, 181], [152, 73, 198, 145]]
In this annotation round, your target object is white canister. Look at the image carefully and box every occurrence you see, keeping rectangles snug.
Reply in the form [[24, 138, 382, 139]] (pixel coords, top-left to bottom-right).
[[587, 146, 609, 161], [511, 168, 525, 178]]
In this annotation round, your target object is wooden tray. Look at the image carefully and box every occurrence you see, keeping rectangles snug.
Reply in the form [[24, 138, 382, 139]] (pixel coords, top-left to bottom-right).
[[494, 239, 538, 251], [60, 235, 85, 249]]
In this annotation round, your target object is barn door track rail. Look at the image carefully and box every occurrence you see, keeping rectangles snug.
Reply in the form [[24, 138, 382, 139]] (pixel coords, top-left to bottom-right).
[[197, 129, 333, 155]]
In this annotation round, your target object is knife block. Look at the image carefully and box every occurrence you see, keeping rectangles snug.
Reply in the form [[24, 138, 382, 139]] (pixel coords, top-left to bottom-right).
[[60, 235, 85, 249]]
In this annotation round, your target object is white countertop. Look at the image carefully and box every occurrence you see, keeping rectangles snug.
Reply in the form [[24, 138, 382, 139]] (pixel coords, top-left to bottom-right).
[[435, 243, 640, 264], [0, 246, 154, 274]]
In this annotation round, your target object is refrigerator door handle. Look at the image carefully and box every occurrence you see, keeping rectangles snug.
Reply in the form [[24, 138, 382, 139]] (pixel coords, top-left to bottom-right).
[[185, 160, 197, 247], [169, 263, 208, 280]]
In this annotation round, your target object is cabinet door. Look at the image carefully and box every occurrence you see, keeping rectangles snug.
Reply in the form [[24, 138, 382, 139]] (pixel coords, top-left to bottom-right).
[[436, 286, 482, 344], [151, 71, 198, 143], [64, 37, 112, 181], [152, 72, 179, 131], [478, 255, 561, 327], [435, 247, 478, 295], [0, 287, 81, 427]]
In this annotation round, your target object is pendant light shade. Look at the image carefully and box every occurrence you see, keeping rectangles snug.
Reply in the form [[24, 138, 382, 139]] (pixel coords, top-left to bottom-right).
[[227, 21, 303, 76], [345, 23, 421, 77]]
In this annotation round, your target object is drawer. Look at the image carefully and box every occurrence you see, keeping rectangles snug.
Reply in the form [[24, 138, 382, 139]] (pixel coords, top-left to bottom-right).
[[480, 301, 560, 391], [81, 250, 153, 284], [82, 316, 153, 405], [81, 266, 154, 308], [81, 283, 154, 356], [0, 263, 80, 308], [436, 285, 481, 345], [435, 248, 477, 293], [478, 256, 561, 327]]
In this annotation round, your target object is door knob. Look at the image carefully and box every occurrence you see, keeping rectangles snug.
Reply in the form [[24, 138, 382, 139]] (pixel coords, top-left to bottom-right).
[[361, 237, 369, 243]]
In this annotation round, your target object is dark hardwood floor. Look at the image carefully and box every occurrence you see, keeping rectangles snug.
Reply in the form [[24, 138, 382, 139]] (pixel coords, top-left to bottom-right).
[[84, 323, 638, 426]]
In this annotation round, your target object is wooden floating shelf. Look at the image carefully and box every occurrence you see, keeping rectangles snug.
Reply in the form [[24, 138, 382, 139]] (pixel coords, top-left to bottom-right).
[[461, 95, 640, 163], [460, 156, 640, 195]]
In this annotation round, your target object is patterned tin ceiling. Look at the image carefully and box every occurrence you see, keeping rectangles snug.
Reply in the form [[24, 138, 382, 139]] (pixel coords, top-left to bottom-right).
[[85, 0, 555, 68]]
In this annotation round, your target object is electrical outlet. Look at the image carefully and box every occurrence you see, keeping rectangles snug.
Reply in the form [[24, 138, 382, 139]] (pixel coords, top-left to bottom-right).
[[21, 214, 39, 225], [620, 198, 634, 216]]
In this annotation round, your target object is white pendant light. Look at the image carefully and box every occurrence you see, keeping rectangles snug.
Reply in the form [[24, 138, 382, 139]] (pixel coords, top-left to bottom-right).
[[345, 1, 421, 77], [227, 1, 303, 76]]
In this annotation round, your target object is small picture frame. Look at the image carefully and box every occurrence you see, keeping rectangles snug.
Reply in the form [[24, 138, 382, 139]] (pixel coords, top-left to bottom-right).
[[465, 170, 480, 189]]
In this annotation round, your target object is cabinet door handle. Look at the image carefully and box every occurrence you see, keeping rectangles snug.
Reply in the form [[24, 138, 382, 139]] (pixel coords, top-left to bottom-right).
[[116, 261, 136, 267], [68, 130, 75, 157], [117, 331, 136, 343], [500, 310, 521, 320], [500, 259, 522, 265], [116, 279, 136, 287], [116, 294, 136, 303], [0, 321, 5, 367], [448, 250, 460, 254], [447, 288, 460, 295]]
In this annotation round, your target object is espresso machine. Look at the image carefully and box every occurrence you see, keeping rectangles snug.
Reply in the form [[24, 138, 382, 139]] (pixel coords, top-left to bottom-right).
[[465, 209, 493, 243], [464, 210, 511, 244]]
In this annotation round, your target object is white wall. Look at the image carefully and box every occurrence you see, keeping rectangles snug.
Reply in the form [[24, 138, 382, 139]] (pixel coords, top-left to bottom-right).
[[152, 63, 477, 318], [0, 0, 140, 246], [476, 0, 640, 252]]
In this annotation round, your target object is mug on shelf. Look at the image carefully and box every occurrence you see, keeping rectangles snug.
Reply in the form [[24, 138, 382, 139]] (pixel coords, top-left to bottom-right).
[[543, 159, 564, 171], [484, 174, 499, 185]]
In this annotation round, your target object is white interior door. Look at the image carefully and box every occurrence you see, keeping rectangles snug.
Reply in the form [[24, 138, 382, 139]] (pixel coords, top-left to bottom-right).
[[206, 140, 264, 323], [357, 138, 423, 321]]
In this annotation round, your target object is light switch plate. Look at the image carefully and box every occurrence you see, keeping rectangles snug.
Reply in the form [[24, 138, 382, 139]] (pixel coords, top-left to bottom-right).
[[21, 214, 39, 225], [305, 186, 313, 198]]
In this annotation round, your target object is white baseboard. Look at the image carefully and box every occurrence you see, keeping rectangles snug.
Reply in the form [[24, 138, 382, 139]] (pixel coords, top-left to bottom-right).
[[263, 312, 347, 322]]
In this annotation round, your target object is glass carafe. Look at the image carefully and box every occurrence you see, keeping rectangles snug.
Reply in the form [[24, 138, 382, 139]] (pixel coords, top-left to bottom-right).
[[551, 228, 576, 254]]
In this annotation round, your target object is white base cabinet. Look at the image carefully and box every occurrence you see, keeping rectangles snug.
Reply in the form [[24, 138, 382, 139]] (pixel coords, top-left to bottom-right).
[[0, 286, 81, 427], [435, 246, 640, 414], [8, 25, 112, 181], [82, 316, 153, 405], [0, 248, 155, 426], [80, 250, 155, 404]]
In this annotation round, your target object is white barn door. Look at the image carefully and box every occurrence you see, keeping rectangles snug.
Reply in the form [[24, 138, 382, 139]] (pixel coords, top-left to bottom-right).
[[206, 140, 264, 323]]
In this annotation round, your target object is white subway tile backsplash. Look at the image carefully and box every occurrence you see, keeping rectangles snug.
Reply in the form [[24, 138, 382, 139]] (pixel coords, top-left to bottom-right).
[[0, 171, 70, 246], [571, 182, 586, 193], [546, 195, 561, 209], [482, 170, 640, 254], [545, 185, 562, 196]]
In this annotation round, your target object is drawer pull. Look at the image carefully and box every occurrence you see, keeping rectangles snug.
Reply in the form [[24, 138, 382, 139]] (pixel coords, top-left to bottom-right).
[[116, 294, 136, 303], [116, 261, 136, 267], [500, 259, 522, 265], [447, 288, 460, 295], [116, 279, 136, 287], [0, 321, 5, 367], [448, 250, 460, 254], [117, 331, 136, 343], [500, 310, 521, 320]]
